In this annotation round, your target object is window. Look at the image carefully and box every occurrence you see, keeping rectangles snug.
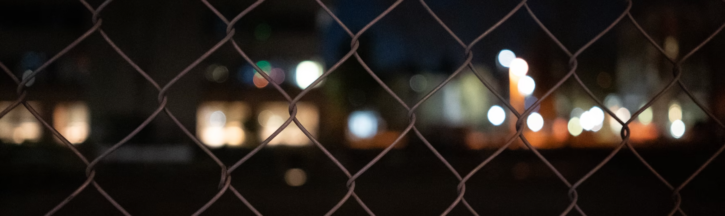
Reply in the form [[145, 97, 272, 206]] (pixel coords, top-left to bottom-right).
[[197, 101, 250, 148], [258, 102, 318, 146], [0, 102, 42, 144]]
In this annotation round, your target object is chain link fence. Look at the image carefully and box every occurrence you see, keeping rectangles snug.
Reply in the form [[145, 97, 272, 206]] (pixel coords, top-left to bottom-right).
[[1, 0, 725, 215]]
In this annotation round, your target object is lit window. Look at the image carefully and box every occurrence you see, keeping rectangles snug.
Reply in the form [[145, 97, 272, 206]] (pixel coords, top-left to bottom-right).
[[197, 102, 250, 148], [0, 101, 42, 144], [53, 102, 90, 144], [258, 102, 318, 146]]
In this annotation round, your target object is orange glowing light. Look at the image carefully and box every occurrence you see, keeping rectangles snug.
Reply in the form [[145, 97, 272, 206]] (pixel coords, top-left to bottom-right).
[[348, 131, 406, 149], [465, 131, 487, 150], [523, 130, 548, 149], [552, 118, 569, 143], [628, 122, 659, 142], [253, 72, 269, 88]]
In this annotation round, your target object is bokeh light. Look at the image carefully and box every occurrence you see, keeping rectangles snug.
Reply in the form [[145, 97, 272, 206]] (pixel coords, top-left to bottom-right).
[[348, 111, 378, 139], [210, 111, 226, 126], [668, 103, 682, 122], [205, 64, 228, 83], [253, 61, 273, 88], [552, 118, 569, 142], [295, 60, 324, 89], [568, 117, 583, 136], [497, 49, 516, 67], [517, 75, 535, 96], [639, 106, 653, 125], [198, 102, 250, 148], [527, 112, 543, 132], [53, 102, 90, 144], [487, 105, 506, 126], [284, 168, 307, 187], [509, 58, 528, 77], [570, 108, 583, 119], [224, 122, 245, 147], [670, 119, 685, 139], [409, 74, 428, 92], [609, 107, 631, 134], [202, 127, 225, 148], [604, 94, 622, 109], [270, 68, 286, 84], [580, 111, 594, 131], [589, 106, 604, 132]]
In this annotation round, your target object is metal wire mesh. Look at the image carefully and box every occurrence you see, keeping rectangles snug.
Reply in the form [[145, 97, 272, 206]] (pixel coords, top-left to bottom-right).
[[1, 0, 724, 215]]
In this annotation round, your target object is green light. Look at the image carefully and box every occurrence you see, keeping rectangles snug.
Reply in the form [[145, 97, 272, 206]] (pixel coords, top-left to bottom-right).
[[254, 23, 271, 41], [256, 61, 271, 73]]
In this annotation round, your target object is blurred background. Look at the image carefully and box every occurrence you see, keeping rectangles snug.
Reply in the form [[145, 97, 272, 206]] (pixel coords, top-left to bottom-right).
[[1, 0, 725, 215]]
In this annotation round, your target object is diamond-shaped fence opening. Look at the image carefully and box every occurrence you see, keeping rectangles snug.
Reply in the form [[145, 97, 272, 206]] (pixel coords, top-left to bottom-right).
[[1, 0, 724, 215]]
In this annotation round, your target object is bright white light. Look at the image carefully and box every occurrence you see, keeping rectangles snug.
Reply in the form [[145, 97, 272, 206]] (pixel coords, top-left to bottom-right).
[[527, 112, 544, 132], [209, 111, 226, 127], [668, 103, 682, 122], [639, 107, 653, 125], [589, 106, 605, 132], [670, 120, 685, 139], [295, 60, 324, 89], [517, 76, 535, 96], [487, 105, 506, 126], [609, 107, 631, 134], [284, 168, 307, 187], [568, 117, 583, 136], [589, 107, 604, 124], [497, 49, 516, 67], [348, 111, 378, 139], [580, 111, 593, 131], [509, 58, 528, 77]]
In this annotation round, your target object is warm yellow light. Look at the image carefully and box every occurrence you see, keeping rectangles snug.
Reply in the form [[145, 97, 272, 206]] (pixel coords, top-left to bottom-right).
[[568, 117, 583, 136], [202, 126, 225, 148], [664, 36, 679, 59], [668, 103, 682, 122], [0, 101, 42, 144], [197, 102, 250, 147], [258, 102, 319, 146], [609, 107, 631, 134], [224, 122, 245, 147], [638, 107, 653, 125], [54, 102, 90, 144], [284, 168, 307, 187]]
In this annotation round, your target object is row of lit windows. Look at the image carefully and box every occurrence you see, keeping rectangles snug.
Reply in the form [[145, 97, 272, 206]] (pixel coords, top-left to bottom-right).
[[0, 101, 89, 144], [0, 101, 389, 149], [196, 101, 320, 148]]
